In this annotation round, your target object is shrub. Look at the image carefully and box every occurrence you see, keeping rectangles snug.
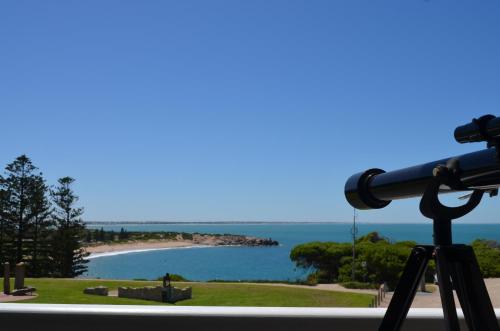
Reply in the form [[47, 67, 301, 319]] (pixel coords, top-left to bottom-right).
[[471, 239, 500, 278], [290, 232, 435, 289], [305, 272, 319, 286], [155, 273, 189, 282], [181, 233, 193, 240], [340, 281, 379, 289]]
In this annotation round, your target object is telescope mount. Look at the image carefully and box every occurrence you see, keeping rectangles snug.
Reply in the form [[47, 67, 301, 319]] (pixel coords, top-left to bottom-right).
[[379, 163, 500, 331]]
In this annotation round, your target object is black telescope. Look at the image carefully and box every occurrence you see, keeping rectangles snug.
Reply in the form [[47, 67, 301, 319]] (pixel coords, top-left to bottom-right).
[[345, 114, 500, 210], [345, 115, 500, 331]]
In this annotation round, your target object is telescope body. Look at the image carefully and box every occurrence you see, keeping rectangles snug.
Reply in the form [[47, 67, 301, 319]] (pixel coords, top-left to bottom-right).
[[345, 148, 500, 210]]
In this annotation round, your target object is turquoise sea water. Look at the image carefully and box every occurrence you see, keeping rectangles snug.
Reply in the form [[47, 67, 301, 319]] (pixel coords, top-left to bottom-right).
[[84, 223, 500, 281]]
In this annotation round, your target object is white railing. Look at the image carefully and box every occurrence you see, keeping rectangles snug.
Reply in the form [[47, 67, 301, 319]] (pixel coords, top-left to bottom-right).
[[0, 305, 498, 330]]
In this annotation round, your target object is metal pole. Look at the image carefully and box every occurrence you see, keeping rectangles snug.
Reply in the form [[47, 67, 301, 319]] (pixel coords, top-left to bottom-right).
[[351, 208, 358, 281]]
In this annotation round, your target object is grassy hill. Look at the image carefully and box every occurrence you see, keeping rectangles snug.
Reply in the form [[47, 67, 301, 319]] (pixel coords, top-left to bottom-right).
[[10, 278, 374, 307]]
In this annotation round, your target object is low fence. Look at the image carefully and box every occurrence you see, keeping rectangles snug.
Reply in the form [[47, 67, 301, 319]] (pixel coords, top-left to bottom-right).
[[369, 283, 387, 308]]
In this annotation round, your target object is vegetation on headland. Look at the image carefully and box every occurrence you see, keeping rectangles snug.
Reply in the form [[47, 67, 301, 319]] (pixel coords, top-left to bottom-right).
[[290, 232, 500, 289], [9, 278, 374, 307], [0, 155, 88, 278], [86, 229, 190, 243]]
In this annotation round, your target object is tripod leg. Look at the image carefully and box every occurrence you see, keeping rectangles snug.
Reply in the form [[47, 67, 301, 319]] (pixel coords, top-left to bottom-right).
[[448, 245, 499, 331], [435, 246, 460, 331], [379, 245, 433, 331], [450, 258, 476, 331]]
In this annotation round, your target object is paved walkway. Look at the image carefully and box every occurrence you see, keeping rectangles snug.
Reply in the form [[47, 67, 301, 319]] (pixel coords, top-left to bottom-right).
[[219, 282, 379, 295], [313, 283, 378, 295], [0, 293, 37, 303]]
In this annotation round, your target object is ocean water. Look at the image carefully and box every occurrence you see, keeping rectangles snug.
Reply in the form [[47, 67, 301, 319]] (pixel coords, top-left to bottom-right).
[[84, 223, 500, 281]]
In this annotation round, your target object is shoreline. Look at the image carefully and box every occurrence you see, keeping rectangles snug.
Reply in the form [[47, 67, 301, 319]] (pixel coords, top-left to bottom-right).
[[86, 244, 214, 259], [85, 233, 279, 260], [84, 237, 262, 259], [85, 240, 207, 259]]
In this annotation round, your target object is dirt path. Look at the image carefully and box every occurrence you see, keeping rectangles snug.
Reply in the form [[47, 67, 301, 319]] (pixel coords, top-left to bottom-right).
[[210, 282, 379, 295], [0, 293, 37, 303], [312, 283, 379, 295]]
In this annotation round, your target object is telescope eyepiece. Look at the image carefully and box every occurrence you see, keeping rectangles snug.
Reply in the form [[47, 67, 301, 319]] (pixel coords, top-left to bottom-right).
[[454, 114, 500, 145]]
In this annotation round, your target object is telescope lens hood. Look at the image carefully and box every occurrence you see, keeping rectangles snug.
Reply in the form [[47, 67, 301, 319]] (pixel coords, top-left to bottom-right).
[[344, 168, 391, 210]]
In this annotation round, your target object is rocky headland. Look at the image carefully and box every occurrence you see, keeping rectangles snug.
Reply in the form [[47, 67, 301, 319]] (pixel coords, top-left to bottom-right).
[[85, 231, 279, 256], [191, 233, 279, 246]]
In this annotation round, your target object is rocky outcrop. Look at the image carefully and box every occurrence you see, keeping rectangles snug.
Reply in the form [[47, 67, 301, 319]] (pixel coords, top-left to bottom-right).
[[192, 234, 279, 246], [85, 232, 280, 255]]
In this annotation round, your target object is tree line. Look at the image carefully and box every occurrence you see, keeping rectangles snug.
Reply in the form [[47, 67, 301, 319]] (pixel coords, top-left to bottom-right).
[[0, 155, 88, 277], [290, 232, 500, 289], [84, 227, 130, 242]]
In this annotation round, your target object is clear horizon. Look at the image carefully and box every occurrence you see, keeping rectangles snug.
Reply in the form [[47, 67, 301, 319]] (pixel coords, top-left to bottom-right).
[[1, 1, 500, 223], [84, 220, 500, 225]]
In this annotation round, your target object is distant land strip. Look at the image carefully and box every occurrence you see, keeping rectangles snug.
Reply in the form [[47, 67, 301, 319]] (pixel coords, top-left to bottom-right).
[[86, 221, 348, 225]]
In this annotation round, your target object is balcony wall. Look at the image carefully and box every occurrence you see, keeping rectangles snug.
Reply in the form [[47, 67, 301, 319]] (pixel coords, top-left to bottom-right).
[[1, 305, 499, 330]]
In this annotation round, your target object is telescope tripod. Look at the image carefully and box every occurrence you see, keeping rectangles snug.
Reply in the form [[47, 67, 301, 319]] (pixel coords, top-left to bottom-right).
[[379, 166, 499, 331]]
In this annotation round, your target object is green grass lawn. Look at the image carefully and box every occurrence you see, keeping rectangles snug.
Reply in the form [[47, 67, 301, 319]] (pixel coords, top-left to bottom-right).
[[8, 278, 374, 307]]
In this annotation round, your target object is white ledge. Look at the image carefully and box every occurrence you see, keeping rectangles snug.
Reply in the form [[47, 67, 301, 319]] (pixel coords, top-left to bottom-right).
[[0, 305, 498, 331], [0, 304, 473, 317]]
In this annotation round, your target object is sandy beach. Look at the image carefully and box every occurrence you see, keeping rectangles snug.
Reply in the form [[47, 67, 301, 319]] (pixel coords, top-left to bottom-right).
[[85, 240, 202, 255], [85, 233, 278, 258]]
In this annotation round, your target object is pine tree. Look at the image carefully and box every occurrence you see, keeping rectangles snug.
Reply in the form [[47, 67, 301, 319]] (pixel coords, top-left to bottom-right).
[[0, 155, 44, 264], [119, 227, 128, 240], [0, 182, 14, 263], [51, 177, 88, 277], [85, 230, 92, 243], [27, 176, 53, 276]]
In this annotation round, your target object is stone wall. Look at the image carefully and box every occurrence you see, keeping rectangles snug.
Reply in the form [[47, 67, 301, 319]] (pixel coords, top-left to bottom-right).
[[118, 286, 164, 302], [118, 286, 192, 303], [166, 286, 192, 303], [83, 286, 109, 296]]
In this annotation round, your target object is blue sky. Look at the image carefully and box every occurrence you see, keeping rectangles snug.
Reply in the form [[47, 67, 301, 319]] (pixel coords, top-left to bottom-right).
[[1, 0, 499, 223]]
